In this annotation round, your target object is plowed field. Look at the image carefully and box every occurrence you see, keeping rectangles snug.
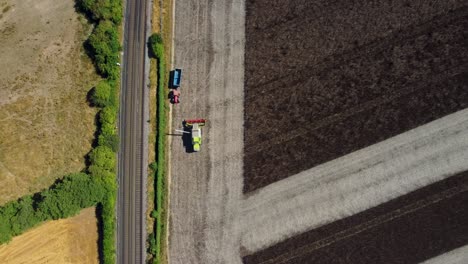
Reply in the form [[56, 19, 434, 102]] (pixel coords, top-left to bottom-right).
[[243, 171, 468, 264], [243, 0, 468, 193]]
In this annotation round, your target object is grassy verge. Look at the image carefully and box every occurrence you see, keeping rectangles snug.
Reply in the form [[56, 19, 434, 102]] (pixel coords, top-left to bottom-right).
[[147, 0, 173, 262], [147, 33, 167, 264]]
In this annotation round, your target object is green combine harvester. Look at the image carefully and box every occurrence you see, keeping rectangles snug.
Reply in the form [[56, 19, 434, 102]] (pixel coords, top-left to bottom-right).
[[184, 119, 206, 152]]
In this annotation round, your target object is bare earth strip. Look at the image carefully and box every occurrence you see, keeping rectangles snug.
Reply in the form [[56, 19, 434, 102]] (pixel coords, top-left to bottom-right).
[[240, 108, 468, 253], [0, 208, 98, 264], [168, 0, 245, 263], [420, 245, 468, 264]]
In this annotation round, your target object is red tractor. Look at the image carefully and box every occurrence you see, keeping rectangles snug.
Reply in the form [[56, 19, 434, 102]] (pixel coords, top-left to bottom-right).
[[169, 89, 180, 104]]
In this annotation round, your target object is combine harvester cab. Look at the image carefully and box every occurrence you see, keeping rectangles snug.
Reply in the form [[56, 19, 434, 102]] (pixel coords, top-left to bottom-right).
[[184, 119, 206, 152]]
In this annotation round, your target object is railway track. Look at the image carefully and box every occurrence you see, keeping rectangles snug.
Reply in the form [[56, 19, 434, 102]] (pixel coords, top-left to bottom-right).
[[117, 0, 148, 263]]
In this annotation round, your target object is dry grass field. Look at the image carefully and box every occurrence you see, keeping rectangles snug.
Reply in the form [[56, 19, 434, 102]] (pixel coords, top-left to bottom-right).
[[0, 207, 99, 264], [0, 0, 99, 204]]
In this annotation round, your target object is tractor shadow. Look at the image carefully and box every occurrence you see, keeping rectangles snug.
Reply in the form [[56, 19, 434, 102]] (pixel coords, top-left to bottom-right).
[[181, 123, 194, 153], [167, 90, 174, 100], [167, 90, 179, 104]]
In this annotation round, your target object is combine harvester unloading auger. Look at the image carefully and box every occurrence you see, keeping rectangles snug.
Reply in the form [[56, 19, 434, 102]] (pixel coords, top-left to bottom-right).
[[176, 119, 206, 152]]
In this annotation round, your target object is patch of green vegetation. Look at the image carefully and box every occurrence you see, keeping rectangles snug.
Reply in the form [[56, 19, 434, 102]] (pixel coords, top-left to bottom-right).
[[91, 80, 113, 107], [87, 20, 121, 79], [147, 33, 167, 264], [76, 0, 122, 24], [0, 173, 106, 244], [74, 0, 122, 262]]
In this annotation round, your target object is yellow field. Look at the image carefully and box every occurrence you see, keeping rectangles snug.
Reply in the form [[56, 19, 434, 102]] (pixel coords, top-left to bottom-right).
[[0, 208, 99, 264]]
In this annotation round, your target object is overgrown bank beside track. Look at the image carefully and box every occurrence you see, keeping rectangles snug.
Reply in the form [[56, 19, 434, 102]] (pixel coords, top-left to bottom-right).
[[147, 32, 168, 264]]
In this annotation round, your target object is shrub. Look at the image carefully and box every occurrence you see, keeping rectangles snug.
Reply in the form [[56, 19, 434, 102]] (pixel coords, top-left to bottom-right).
[[148, 233, 157, 255], [149, 162, 157, 172], [149, 33, 162, 45], [88, 20, 120, 79], [151, 210, 158, 219], [98, 133, 119, 152], [99, 106, 117, 136], [0, 173, 106, 244], [92, 80, 112, 107], [88, 146, 116, 173], [149, 33, 164, 59], [77, 0, 122, 24], [39, 173, 105, 219], [5, 196, 43, 236]]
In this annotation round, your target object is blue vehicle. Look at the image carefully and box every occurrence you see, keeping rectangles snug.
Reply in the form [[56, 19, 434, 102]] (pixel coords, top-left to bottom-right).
[[170, 69, 182, 88]]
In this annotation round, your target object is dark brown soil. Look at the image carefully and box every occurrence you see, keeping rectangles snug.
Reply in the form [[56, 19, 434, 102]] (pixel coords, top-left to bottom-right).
[[243, 0, 468, 192], [243, 172, 468, 264]]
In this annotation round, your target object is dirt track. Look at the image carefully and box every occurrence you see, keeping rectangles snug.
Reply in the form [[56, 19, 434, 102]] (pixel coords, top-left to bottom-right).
[[168, 0, 245, 263]]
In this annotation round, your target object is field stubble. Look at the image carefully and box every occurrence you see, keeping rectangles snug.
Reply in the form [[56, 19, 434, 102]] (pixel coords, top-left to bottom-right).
[[0, 207, 99, 264]]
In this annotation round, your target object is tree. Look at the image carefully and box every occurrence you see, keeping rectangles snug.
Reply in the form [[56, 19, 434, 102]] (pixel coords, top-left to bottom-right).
[[38, 173, 104, 220], [98, 106, 118, 152], [149, 33, 162, 45], [89, 146, 116, 172], [92, 80, 112, 107], [0, 213, 11, 244], [77, 0, 122, 24], [148, 33, 164, 59], [88, 20, 120, 78]]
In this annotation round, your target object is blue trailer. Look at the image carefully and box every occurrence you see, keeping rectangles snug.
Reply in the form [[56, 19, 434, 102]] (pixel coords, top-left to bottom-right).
[[170, 69, 182, 88]]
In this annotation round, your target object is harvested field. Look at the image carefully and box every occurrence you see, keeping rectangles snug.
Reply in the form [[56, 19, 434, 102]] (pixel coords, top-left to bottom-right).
[[243, 172, 468, 264], [0, 208, 98, 264], [0, 0, 99, 204], [243, 0, 468, 192], [240, 108, 468, 253]]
